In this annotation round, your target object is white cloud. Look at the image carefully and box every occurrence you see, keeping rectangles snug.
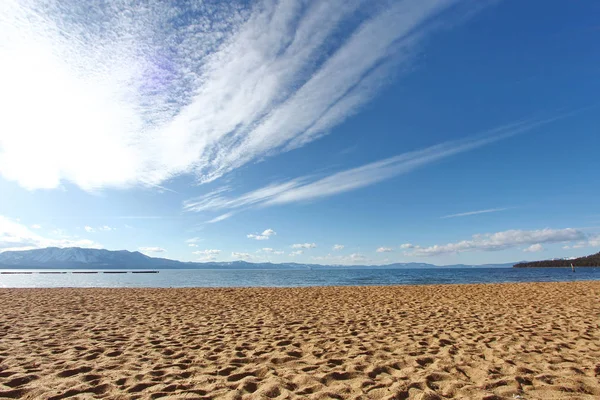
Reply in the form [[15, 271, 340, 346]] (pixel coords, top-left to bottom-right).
[[247, 228, 276, 240], [231, 252, 252, 261], [376, 247, 393, 253], [292, 243, 316, 249], [289, 250, 304, 256], [260, 248, 284, 255], [0, 0, 491, 191], [183, 117, 560, 217], [566, 235, 600, 250], [188, 243, 198, 247], [193, 249, 221, 256], [400, 243, 415, 249], [332, 244, 344, 251], [0, 215, 101, 252], [247, 234, 269, 241], [258, 248, 286, 255], [31, 224, 42, 229], [193, 249, 221, 255], [313, 252, 367, 264], [185, 237, 202, 244], [350, 253, 366, 261], [84, 225, 114, 232], [139, 246, 166, 254], [262, 229, 276, 237], [196, 255, 218, 262], [523, 244, 544, 253], [312, 255, 339, 263], [441, 207, 509, 219], [404, 228, 587, 257]]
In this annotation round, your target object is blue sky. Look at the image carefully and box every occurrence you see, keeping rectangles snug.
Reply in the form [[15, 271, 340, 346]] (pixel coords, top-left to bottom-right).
[[1, 0, 599, 265]]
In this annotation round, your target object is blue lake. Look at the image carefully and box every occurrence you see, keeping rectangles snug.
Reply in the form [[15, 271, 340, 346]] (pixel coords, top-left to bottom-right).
[[0, 267, 599, 288]]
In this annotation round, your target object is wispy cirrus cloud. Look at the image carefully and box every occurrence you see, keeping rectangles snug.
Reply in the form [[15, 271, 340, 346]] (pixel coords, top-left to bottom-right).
[[207, 213, 235, 224], [403, 228, 588, 257], [441, 207, 510, 219], [0, 0, 492, 191], [115, 216, 165, 220], [183, 117, 556, 217]]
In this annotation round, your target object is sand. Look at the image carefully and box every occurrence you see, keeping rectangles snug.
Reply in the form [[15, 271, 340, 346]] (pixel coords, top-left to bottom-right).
[[0, 282, 599, 400]]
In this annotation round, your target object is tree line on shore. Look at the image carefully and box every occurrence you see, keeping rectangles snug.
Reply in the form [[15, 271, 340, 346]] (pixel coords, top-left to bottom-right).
[[514, 252, 600, 268]]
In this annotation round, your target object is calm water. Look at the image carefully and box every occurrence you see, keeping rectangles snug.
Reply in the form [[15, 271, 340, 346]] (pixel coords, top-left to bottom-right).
[[0, 267, 599, 288]]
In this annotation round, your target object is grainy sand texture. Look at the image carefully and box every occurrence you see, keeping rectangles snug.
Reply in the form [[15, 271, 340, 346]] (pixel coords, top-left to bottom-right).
[[1, 282, 599, 399]]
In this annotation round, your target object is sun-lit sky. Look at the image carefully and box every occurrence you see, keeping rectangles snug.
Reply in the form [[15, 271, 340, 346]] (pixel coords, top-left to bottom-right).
[[1, 0, 599, 265]]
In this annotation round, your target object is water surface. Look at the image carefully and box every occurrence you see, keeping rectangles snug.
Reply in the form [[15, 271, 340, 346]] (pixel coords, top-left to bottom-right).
[[1, 267, 599, 288]]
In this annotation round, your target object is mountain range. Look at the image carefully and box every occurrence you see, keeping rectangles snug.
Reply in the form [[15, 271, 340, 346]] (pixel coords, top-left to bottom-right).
[[0, 247, 517, 270]]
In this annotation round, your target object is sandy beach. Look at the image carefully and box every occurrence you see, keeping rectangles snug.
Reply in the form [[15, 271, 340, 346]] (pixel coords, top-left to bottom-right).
[[0, 282, 599, 399]]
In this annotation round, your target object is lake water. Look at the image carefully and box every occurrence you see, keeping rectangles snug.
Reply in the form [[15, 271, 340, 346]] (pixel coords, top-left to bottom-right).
[[1, 267, 599, 288]]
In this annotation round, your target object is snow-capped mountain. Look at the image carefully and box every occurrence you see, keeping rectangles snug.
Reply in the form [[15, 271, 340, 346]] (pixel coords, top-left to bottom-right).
[[0, 247, 149, 264], [0, 247, 170, 269]]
